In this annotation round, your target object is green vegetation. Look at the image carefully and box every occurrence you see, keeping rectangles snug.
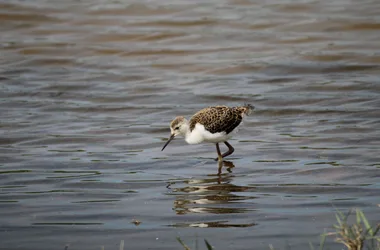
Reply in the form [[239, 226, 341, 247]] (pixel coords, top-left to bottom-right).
[[330, 209, 380, 250]]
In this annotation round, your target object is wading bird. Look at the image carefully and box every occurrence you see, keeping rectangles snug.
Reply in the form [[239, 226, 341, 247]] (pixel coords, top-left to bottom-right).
[[162, 104, 254, 161]]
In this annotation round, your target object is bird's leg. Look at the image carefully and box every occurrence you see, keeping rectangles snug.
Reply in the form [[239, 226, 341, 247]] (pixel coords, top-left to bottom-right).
[[217, 160, 223, 176], [219, 141, 235, 159], [214, 142, 234, 161], [215, 143, 223, 162]]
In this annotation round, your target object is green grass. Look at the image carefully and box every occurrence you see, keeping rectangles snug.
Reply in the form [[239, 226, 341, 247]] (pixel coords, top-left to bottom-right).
[[330, 209, 380, 250]]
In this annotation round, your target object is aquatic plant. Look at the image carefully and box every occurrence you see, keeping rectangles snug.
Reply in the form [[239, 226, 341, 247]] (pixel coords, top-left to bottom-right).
[[329, 209, 380, 250]]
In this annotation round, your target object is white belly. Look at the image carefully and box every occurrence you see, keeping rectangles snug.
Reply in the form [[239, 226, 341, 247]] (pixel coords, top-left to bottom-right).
[[185, 123, 233, 144]]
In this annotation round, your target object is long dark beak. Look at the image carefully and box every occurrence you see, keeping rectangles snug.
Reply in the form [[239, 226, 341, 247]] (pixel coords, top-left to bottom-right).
[[161, 134, 175, 151]]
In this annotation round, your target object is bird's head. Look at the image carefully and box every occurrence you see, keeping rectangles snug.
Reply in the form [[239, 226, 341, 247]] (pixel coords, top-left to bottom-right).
[[162, 116, 188, 151]]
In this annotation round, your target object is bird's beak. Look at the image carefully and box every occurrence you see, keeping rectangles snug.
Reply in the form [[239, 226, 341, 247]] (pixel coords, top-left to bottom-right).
[[161, 134, 175, 151]]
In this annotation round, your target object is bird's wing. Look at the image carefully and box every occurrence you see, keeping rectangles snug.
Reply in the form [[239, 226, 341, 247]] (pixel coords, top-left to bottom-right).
[[189, 106, 243, 134]]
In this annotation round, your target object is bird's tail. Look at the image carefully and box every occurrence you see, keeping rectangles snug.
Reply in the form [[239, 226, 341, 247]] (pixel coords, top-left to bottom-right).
[[238, 103, 255, 116]]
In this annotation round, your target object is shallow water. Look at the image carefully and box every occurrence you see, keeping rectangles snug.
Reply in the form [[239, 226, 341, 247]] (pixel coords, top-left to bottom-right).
[[0, 0, 379, 249]]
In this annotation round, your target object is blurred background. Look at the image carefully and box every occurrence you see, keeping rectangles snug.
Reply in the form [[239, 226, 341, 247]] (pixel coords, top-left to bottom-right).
[[0, 0, 379, 249]]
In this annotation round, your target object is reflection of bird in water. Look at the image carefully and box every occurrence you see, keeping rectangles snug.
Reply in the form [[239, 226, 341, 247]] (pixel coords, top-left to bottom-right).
[[165, 161, 235, 189], [162, 104, 254, 161], [170, 172, 256, 216]]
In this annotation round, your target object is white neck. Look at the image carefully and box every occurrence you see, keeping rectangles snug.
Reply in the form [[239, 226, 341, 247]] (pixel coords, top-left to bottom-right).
[[183, 122, 205, 145], [180, 122, 191, 138]]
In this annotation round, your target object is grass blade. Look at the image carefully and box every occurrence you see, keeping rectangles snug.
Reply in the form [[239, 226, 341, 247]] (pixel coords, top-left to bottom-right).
[[119, 240, 124, 250], [177, 237, 191, 250], [335, 213, 342, 226], [373, 224, 380, 236], [335, 208, 345, 219], [204, 239, 213, 250], [358, 209, 374, 236], [356, 208, 361, 225], [319, 233, 326, 250], [309, 242, 315, 250]]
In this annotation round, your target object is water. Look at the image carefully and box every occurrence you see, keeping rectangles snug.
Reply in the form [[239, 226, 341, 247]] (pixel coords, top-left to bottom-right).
[[1, 0, 379, 249]]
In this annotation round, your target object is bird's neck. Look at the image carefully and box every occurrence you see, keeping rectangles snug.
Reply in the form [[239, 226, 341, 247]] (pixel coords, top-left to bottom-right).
[[183, 122, 204, 144], [180, 122, 191, 139]]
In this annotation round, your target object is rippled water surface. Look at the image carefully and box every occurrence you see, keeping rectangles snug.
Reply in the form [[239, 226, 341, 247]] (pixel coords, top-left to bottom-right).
[[1, 0, 380, 249]]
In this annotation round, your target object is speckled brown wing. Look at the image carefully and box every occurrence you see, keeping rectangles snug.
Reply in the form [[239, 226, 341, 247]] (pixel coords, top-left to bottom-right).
[[189, 106, 243, 134]]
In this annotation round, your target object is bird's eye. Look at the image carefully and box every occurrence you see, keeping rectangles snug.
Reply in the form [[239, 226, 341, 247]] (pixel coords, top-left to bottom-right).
[[175, 126, 180, 130]]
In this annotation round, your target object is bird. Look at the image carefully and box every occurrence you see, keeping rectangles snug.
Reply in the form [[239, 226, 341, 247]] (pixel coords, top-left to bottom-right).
[[161, 104, 254, 161]]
